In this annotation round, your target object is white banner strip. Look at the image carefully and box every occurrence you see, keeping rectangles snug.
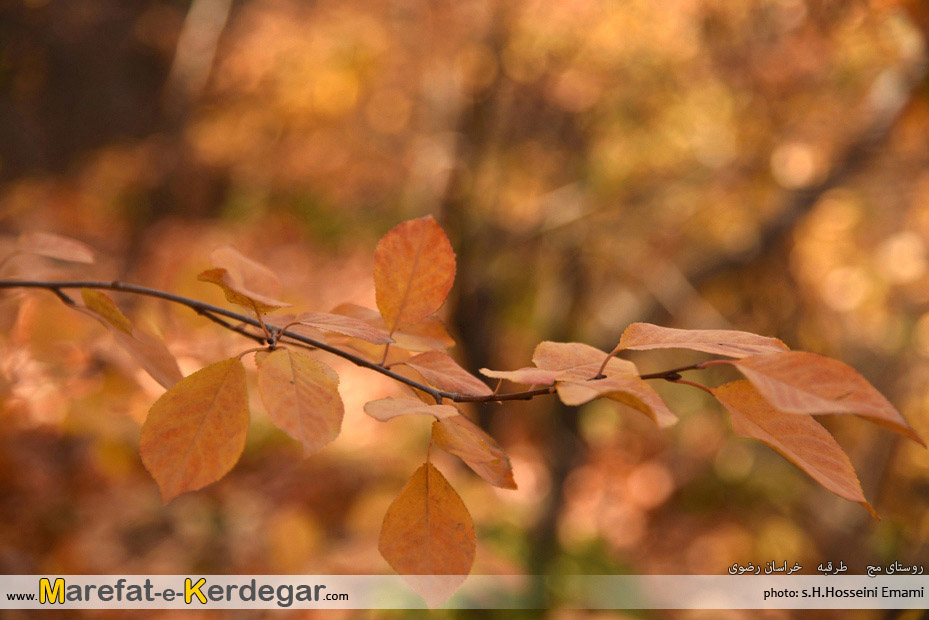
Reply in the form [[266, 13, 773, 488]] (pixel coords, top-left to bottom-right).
[[1, 575, 928, 609]]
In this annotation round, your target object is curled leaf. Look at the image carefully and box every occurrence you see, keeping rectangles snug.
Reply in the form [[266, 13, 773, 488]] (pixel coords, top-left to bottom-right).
[[256, 349, 344, 454], [432, 415, 517, 489], [140, 358, 249, 502], [374, 216, 456, 333], [617, 322, 789, 358], [713, 380, 874, 516], [199, 245, 290, 313]]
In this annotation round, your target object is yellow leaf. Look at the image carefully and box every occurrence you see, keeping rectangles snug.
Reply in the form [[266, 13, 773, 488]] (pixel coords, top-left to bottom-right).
[[374, 216, 456, 334], [140, 358, 249, 502], [726, 352, 924, 446], [379, 462, 475, 607], [617, 322, 789, 358], [713, 381, 875, 516], [364, 397, 458, 421], [401, 351, 492, 396], [17, 231, 94, 264], [256, 349, 344, 454], [432, 415, 517, 489], [555, 375, 678, 428], [81, 289, 133, 334]]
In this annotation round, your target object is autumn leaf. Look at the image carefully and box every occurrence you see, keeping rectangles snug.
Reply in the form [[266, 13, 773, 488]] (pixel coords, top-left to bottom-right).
[[713, 381, 874, 516], [81, 289, 133, 334], [723, 352, 924, 446], [401, 351, 492, 396], [140, 358, 249, 502], [617, 322, 789, 358], [198, 245, 290, 314], [17, 231, 95, 264], [256, 348, 344, 454], [78, 289, 183, 389], [379, 462, 475, 608], [479, 367, 561, 385], [432, 415, 517, 489], [364, 397, 458, 421], [391, 317, 455, 351], [328, 303, 454, 356], [532, 341, 637, 380], [556, 375, 678, 428], [291, 311, 393, 345], [373, 216, 456, 334]]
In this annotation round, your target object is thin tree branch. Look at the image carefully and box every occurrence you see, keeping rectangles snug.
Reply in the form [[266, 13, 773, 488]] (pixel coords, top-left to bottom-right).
[[0, 278, 720, 404]]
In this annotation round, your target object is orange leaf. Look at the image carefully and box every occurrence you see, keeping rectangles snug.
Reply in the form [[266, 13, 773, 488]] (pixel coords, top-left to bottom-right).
[[364, 397, 458, 421], [256, 349, 343, 454], [17, 231, 94, 264], [713, 381, 874, 515], [401, 351, 492, 396], [140, 358, 249, 502], [725, 352, 924, 446], [555, 375, 678, 428], [432, 415, 517, 489], [198, 245, 289, 314], [373, 216, 456, 334], [618, 322, 789, 358], [328, 303, 454, 355], [532, 341, 637, 380], [292, 311, 393, 345], [76, 290, 183, 389], [81, 289, 133, 334], [480, 367, 561, 385], [379, 462, 475, 607]]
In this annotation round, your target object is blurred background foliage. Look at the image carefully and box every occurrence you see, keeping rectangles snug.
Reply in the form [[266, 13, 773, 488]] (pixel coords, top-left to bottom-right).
[[2, 0, 929, 618]]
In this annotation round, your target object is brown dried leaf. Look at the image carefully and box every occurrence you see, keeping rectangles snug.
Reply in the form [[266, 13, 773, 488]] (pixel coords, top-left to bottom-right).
[[364, 397, 458, 421], [556, 375, 678, 428], [401, 351, 492, 396], [618, 322, 789, 358], [140, 358, 249, 502], [293, 311, 393, 345], [379, 462, 475, 607], [726, 352, 924, 446], [374, 216, 456, 333], [256, 349, 343, 454], [432, 415, 517, 489], [713, 381, 874, 515], [17, 231, 94, 264]]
